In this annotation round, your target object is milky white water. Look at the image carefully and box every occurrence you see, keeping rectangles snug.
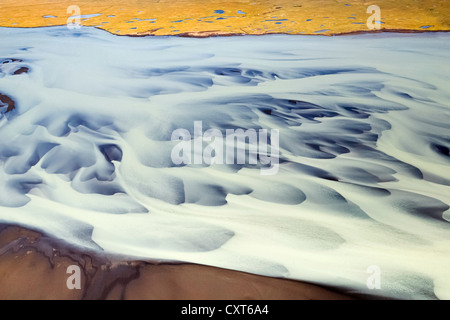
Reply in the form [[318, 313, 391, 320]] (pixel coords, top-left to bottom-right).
[[0, 27, 449, 299]]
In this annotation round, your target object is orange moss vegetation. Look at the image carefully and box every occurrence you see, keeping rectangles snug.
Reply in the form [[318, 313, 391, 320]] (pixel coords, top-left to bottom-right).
[[0, 0, 449, 36]]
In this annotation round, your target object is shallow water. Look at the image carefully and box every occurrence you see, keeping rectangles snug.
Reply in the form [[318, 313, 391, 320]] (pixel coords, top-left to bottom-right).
[[0, 27, 449, 299]]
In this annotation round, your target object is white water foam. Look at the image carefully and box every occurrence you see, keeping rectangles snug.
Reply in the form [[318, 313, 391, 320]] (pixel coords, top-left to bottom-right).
[[0, 27, 449, 299]]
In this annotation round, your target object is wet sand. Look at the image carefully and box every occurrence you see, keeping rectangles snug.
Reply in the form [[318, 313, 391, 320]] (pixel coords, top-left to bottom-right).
[[0, 94, 15, 113], [0, 0, 449, 36], [0, 225, 351, 300]]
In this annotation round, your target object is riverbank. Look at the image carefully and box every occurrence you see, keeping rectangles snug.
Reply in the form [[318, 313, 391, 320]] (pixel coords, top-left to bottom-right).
[[0, 225, 351, 300]]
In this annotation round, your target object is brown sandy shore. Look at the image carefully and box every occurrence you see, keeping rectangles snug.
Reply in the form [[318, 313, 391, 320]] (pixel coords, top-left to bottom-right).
[[0, 224, 351, 300]]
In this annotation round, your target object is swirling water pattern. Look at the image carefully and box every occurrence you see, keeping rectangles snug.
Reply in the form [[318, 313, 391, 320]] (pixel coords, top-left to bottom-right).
[[0, 27, 449, 299]]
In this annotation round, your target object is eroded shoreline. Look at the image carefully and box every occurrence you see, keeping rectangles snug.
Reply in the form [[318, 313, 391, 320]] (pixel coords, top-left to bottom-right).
[[0, 224, 351, 300]]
